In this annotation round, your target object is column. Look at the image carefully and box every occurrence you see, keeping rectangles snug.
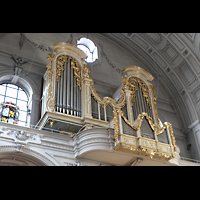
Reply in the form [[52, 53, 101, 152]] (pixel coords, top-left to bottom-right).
[[82, 77, 93, 119], [124, 89, 134, 125]]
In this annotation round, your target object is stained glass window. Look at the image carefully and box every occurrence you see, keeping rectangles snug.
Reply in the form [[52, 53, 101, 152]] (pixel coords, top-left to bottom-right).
[[0, 83, 28, 126], [0, 102, 19, 124]]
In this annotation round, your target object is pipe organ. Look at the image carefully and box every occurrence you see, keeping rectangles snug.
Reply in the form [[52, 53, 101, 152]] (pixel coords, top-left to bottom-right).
[[130, 79, 154, 121], [55, 58, 81, 117], [36, 42, 179, 163]]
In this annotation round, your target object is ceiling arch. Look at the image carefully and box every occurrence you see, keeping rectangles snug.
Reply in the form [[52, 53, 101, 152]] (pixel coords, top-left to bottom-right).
[[0, 151, 46, 166]]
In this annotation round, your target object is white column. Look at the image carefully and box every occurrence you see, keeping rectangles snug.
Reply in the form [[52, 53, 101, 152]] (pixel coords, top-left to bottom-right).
[[82, 77, 93, 119], [124, 89, 134, 124], [98, 103, 101, 120], [118, 113, 123, 134], [104, 104, 107, 122]]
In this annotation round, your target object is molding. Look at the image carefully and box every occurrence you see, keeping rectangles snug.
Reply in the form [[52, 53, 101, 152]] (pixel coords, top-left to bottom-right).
[[188, 120, 200, 130], [0, 48, 46, 67], [0, 145, 56, 166], [74, 127, 115, 158]]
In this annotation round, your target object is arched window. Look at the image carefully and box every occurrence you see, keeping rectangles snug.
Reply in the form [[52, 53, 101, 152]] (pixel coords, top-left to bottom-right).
[[0, 83, 29, 127], [77, 38, 98, 63]]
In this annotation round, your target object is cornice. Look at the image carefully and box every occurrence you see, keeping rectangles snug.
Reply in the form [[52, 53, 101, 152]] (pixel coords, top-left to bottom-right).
[[0, 48, 47, 67]]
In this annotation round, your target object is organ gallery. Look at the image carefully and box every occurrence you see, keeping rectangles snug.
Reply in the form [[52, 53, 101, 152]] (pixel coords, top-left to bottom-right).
[[36, 42, 179, 165]]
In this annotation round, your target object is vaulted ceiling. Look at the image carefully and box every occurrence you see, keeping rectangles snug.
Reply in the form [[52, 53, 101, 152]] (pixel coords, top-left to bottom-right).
[[0, 33, 199, 133], [103, 33, 200, 132]]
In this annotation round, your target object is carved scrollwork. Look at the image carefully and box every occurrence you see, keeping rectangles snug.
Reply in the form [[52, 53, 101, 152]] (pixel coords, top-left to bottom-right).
[[118, 139, 173, 160], [15, 131, 30, 141], [135, 112, 155, 130], [90, 81, 126, 109], [119, 110, 177, 153], [113, 108, 120, 141], [122, 74, 161, 129], [121, 111, 154, 131], [47, 98, 55, 112], [82, 62, 90, 78], [124, 76, 152, 109], [56, 55, 82, 90], [46, 52, 56, 112], [56, 55, 67, 82], [149, 83, 160, 126], [90, 80, 127, 142], [70, 59, 82, 90], [46, 52, 55, 98]]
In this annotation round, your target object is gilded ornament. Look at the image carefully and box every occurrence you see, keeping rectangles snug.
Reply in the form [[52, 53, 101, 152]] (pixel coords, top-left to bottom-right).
[[47, 98, 55, 112], [49, 120, 56, 127], [113, 108, 119, 141], [45, 46, 177, 162], [117, 110, 177, 159], [82, 62, 90, 77], [46, 52, 55, 98], [71, 59, 82, 90], [56, 55, 66, 82], [120, 111, 137, 131], [145, 149, 156, 159], [122, 74, 161, 128], [55, 55, 82, 90], [45, 52, 56, 112], [90, 81, 126, 109]]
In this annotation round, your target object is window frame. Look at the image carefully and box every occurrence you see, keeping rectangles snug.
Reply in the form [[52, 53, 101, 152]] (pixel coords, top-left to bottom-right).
[[77, 38, 98, 63]]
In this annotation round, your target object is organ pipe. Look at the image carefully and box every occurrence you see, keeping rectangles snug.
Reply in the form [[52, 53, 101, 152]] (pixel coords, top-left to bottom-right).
[[138, 84, 142, 115], [70, 63, 74, 115], [67, 59, 70, 115], [60, 69, 64, 112], [55, 56, 155, 124], [56, 77, 60, 112], [132, 81, 154, 122], [136, 87, 139, 118], [140, 87, 145, 113], [74, 70, 77, 116], [77, 81, 80, 117], [55, 58, 81, 117], [63, 62, 67, 114]]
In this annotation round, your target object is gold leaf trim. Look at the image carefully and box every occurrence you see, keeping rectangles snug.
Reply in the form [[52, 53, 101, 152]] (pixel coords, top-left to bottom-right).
[[120, 111, 176, 153], [56, 55, 82, 90], [90, 81, 126, 109], [46, 52, 55, 98]]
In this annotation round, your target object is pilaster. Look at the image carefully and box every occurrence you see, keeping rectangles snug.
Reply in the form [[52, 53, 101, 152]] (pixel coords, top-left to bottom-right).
[[124, 89, 134, 124], [30, 94, 40, 125], [188, 120, 200, 160], [82, 77, 93, 119]]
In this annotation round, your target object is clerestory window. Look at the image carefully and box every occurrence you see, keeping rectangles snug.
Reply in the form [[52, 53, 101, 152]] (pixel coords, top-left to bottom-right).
[[77, 38, 98, 63], [0, 83, 29, 127]]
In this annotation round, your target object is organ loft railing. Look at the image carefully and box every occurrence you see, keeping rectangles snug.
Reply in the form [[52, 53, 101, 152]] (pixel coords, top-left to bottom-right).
[[37, 42, 179, 161]]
